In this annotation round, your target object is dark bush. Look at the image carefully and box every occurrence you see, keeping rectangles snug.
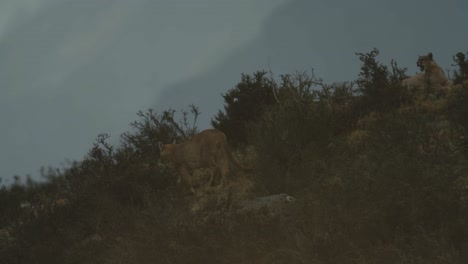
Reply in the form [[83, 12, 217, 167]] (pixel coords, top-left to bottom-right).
[[2, 50, 468, 263], [212, 71, 278, 147]]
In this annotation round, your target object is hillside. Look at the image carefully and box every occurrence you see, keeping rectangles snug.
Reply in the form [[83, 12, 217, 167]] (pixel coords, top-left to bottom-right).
[[1, 49, 468, 263]]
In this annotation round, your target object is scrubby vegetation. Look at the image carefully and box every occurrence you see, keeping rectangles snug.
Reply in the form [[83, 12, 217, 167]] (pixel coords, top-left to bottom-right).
[[1, 49, 468, 263]]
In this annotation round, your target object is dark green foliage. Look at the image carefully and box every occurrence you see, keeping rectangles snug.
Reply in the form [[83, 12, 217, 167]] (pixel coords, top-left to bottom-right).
[[356, 48, 412, 112], [447, 82, 468, 158], [356, 49, 390, 95], [0, 107, 200, 263], [211, 71, 278, 147], [446, 53, 468, 157], [1, 50, 468, 263], [121, 105, 200, 163], [248, 72, 343, 193], [452, 52, 468, 84], [246, 50, 468, 262]]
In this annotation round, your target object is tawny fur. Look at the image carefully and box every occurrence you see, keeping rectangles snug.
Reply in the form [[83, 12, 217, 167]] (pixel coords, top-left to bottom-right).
[[402, 52, 452, 94], [159, 129, 245, 193]]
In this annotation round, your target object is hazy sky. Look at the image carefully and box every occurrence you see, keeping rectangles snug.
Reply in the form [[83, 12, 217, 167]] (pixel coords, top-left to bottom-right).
[[0, 0, 466, 184], [0, 0, 285, 184], [158, 0, 467, 124]]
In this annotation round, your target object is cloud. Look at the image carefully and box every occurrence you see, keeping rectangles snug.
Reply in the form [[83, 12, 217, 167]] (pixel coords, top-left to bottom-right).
[[0, 0, 285, 182], [155, 0, 468, 129], [0, 0, 54, 39]]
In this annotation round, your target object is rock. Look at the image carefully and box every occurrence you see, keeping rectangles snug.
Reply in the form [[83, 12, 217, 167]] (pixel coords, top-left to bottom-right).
[[235, 193, 296, 216]]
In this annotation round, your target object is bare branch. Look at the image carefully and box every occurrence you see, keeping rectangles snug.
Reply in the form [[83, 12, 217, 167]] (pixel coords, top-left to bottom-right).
[[268, 56, 282, 106]]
